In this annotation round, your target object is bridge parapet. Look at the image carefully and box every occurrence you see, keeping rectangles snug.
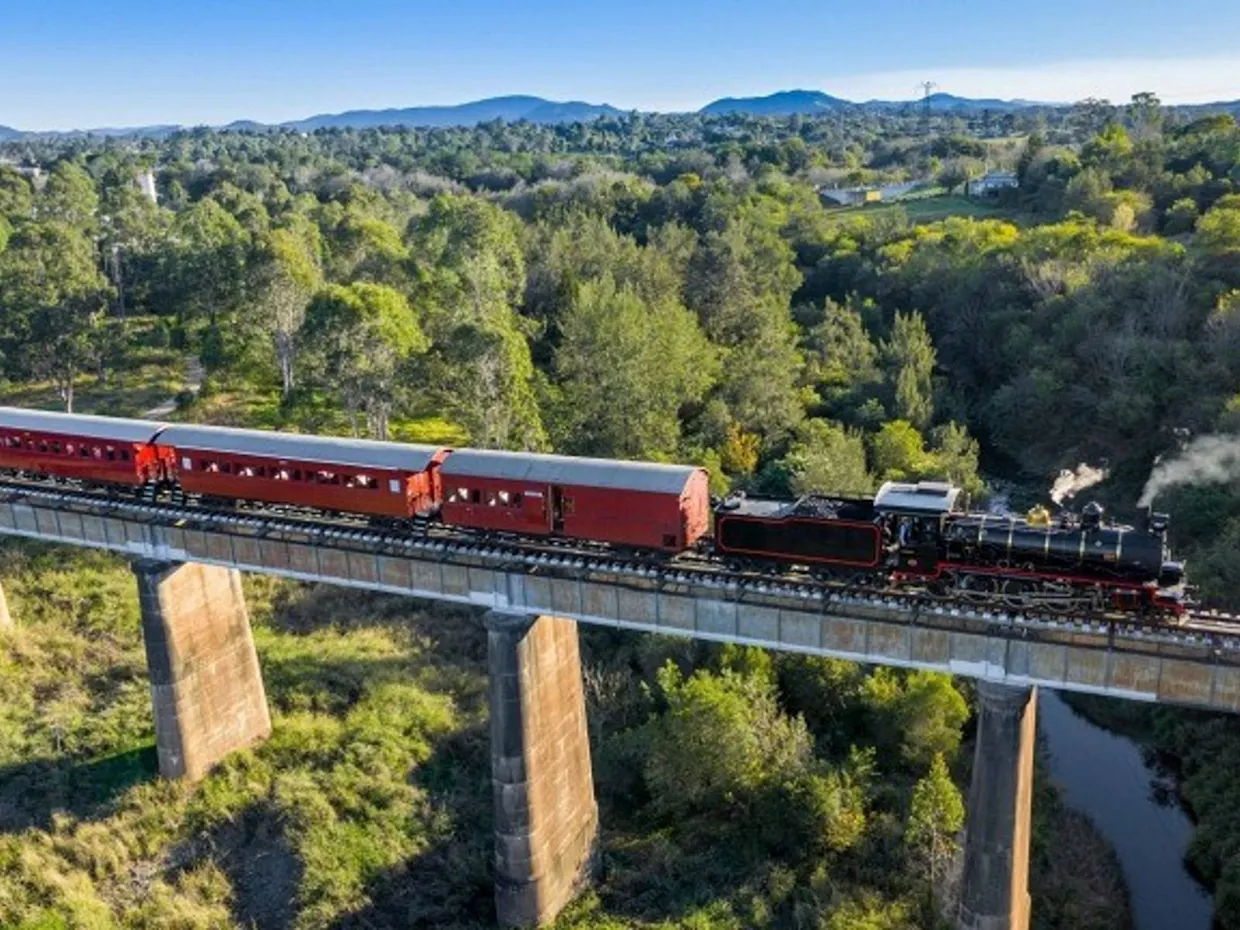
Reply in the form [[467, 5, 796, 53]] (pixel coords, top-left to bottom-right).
[[2, 485, 1239, 711]]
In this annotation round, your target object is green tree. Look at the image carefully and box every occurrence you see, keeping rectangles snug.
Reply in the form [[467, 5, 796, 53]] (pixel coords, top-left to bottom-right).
[[870, 420, 934, 482], [686, 218, 805, 440], [883, 311, 936, 430], [928, 422, 983, 496], [862, 668, 968, 769], [158, 197, 252, 347], [97, 162, 167, 319], [40, 161, 99, 230], [783, 419, 874, 496], [803, 297, 882, 406], [0, 221, 112, 411], [645, 661, 811, 814], [410, 194, 546, 449], [905, 753, 965, 917], [300, 282, 428, 438], [550, 274, 717, 459], [0, 166, 33, 219], [256, 219, 323, 398], [821, 893, 913, 930], [1164, 198, 1200, 236]]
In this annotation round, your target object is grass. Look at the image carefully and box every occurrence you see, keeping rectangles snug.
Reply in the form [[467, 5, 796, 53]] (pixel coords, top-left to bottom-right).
[[0, 547, 495, 930]]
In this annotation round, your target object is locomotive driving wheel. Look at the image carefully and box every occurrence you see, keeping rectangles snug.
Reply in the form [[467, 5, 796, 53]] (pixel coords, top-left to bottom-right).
[[957, 573, 997, 604], [1000, 578, 1033, 609]]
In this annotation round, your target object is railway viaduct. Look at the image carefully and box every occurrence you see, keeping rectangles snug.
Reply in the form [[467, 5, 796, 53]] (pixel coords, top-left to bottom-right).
[[2, 481, 1239, 929]]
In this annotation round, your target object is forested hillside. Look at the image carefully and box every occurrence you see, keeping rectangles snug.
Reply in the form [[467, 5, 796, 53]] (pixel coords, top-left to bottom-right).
[[1, 95, 1239, 928]]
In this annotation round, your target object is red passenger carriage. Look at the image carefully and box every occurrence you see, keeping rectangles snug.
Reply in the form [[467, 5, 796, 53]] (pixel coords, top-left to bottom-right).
[[0, 407, 169, 486], [156, 424, 448, 519], [437, 449, 711, 551]]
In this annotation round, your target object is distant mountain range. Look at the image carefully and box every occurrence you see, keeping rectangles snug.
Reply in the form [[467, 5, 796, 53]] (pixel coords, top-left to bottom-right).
[[2, 91, 1239, 138], [274, 95, 623, 131]]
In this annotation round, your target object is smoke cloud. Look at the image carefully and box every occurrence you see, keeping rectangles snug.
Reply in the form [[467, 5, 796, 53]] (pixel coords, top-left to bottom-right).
[[1050, 463, 1108, 506], [1139, 435, 1240, 507]]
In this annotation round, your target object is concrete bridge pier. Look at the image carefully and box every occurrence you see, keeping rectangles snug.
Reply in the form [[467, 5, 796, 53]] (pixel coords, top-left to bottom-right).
[[957, 681, 1036, 930], [0, 580, 12, 630], [485, 611, 599, 927], [133, 560, 271, 781]]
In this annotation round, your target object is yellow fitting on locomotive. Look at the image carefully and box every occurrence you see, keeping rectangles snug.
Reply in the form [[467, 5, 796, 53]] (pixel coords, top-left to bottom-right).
[[1026, 505, 1051, 527]]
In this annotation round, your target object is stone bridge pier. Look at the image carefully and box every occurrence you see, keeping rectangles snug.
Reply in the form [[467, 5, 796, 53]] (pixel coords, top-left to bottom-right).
[[486, 610, 600, 927], [133, 559, 272, 781], [957, 681, 1037, 930]]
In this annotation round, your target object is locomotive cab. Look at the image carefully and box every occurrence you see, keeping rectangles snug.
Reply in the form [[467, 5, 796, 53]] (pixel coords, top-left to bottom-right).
[[873, 480, 964, 576]]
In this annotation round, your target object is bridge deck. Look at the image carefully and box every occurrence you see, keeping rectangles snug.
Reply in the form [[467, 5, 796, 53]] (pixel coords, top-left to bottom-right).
[[3, 483, 1239, 712]]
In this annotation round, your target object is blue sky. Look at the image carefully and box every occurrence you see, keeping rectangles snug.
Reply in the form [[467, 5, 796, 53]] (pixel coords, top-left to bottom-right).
[[3, 0, 1239, 130]]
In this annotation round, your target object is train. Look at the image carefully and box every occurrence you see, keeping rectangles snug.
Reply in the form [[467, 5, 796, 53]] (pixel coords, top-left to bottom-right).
[[0, 407, 1189, 621]]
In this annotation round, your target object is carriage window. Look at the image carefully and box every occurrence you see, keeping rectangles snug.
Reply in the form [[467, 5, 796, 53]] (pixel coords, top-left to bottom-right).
[[221, 462, 232, 474], [182, 457, 193, 470], [512, 493, 523, 508], [292, 469, 303, 481], [254, 466, 266, 478], [471, 489, 481, 504], [389, 479, 401, 494], [106, 447, 116, 461], [92, 447, 103, 459], [38, 441, 48, 452], [81, 446, 90, 457], [121, 450, 130, 461], [499, 491, 510, 506]]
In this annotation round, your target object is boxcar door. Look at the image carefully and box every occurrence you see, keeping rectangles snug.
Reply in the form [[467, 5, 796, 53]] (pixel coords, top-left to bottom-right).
[[550, 486, 566, 533]]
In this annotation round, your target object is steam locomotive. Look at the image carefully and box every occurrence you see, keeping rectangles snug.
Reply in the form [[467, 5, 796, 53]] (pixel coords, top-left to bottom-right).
[[0, 407, 1188, 621], [716, 483, 1187, 619]]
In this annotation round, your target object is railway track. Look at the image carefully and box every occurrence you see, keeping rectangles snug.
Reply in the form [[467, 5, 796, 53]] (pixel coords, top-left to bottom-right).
[[3, 475, 1238, 644]]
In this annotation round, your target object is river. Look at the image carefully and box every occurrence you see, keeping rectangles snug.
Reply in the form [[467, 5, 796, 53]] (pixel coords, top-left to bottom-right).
[[1039, 689, 1214, 930]]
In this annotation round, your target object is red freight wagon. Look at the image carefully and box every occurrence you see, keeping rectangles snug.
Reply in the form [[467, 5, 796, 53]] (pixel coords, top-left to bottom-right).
[[0, 407, 169, 486], [438, 449, 711, 551], [157, 424, 448, 519]]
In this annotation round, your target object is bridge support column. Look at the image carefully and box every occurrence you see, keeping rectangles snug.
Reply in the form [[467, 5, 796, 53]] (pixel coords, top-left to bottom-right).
[[134, 560, 271, 782], [957, 681, 1036, 930], [0, 581, 11, 630], [485, 611, 599, 928]]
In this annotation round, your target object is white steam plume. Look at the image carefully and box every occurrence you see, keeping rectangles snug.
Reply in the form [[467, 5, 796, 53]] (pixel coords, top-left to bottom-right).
[[1139, 435, 1240, 507], [1050, 463, 1108, 506]]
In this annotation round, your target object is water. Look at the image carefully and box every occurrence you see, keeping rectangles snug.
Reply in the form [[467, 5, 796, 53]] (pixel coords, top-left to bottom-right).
[[1038, 689, 1213, 930]]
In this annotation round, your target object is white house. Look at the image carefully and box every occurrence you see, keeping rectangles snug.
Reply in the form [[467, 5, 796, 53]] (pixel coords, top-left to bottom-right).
[[967, 171, 1019, 197]]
